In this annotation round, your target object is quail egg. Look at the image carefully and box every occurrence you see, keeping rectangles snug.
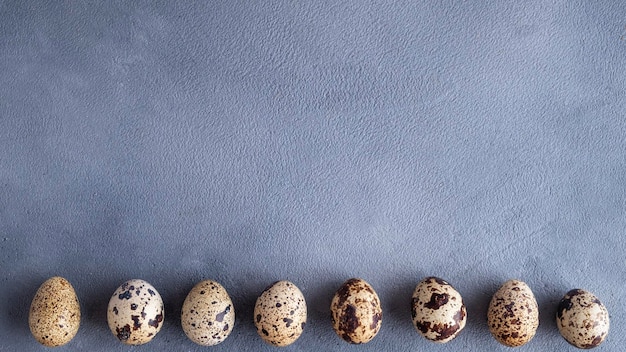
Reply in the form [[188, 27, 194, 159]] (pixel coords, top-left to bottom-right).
[[254, 280, 307, 346], [330, 278, 382, 344], [556, 289, 609, 349], [411, 277, 466, 343], [29, 276, 81, 347], [107, 279, 164, 345], [181, 280, 235, 346], [487, 279, 539, 347]]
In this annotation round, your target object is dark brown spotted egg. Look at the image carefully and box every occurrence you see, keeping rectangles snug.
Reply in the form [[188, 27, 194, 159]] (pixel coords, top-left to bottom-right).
[[181, 280, 235, 346], [330, 278, 382, 344], [556, 289, 609, 349], [487, 279, 539, 347], [107, 279, 164, 345], [254, 280, 307, 346], [411, 277, 466, 343], [29, 276, 81, 347]]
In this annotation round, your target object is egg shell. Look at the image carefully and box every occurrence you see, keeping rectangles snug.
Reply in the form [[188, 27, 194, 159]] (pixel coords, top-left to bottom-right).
[[254, 280, 307, 346], [487, 279, 539, 347], [29, 276, 81, 347], [331, 278, 382, 344], [181, 280, 235, 346], [411, 277, 466, 343], [556, 289, 610, 349], [107, 279, 164, 345]]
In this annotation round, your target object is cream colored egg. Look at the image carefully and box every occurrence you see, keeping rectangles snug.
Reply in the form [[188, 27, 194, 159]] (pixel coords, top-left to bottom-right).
[[29, 276, 81, 347], [556, 289, 609, 349], [330, 278, 382, 344], [181, 280, 235, 346], [254, 281, 307, 346], [487, 279, 539, 347], [411, 277, 466, 343], [107, 279, 164, 345]]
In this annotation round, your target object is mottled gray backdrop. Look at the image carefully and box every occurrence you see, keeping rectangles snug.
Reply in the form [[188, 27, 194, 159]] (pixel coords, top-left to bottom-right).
[[1, 1, 625, 351]]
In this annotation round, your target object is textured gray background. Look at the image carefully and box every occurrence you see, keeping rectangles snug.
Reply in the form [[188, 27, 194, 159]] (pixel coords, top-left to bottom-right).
[[1, 1, 625, 351]]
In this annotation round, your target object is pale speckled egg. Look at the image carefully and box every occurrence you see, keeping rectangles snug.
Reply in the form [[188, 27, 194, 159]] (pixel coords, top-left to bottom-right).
[[254, 280, 307, 346], [29, 276, 81, 347], [107, 279, 164, 345], [487, 279, 539, 347], [330, 278, 382, 344], [411, 277, 466, 343], [181, 280, 235, 346], [556, 289, 609, 349]]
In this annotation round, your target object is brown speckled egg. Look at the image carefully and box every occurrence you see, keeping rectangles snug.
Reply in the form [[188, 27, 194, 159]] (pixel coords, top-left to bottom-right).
[[181, 280, 235, 346], [107, 279, 164, 345], [29, 276, 81, 347], [330, 278, 382, 344], [556, 289, 609, 349], [411, 277, 466, 343], [254, 280, 307, 346], [487, 279, 539, 347]]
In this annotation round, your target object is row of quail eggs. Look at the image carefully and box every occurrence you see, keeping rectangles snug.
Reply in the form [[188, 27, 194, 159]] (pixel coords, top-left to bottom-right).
[[29, 276, 609, 348]]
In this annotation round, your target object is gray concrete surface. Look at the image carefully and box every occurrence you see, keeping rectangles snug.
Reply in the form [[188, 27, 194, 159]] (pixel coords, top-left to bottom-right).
[[1, 1, 625, 351]]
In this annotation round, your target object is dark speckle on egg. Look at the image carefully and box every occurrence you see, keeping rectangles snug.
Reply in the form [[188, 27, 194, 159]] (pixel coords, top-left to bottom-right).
[[116, 324, 131, 341]]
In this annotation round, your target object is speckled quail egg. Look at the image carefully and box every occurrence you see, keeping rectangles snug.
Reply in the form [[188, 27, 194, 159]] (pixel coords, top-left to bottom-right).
[[29, 276, 81, 347], [556, 289, 609, 349], [107, 279, 164, 345], [331, 278, 382, 344], [487, 279, 539, 347], [411, 277, 466, 343], [181, 280, 235, 346], [254, 280, 307, 346]]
